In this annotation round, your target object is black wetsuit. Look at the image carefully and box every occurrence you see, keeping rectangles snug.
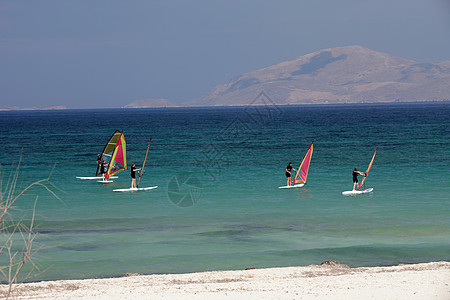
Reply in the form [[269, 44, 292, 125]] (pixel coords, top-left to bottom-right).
[[352, 171, 358, 183], [96, 156, 102, 175], [286, 165, 293, 178], [131, 166, 137, 179], [100, 161, 106, 174]]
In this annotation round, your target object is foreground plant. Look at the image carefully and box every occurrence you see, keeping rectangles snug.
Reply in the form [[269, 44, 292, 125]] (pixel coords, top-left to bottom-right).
[[0, 156, 60, 299]]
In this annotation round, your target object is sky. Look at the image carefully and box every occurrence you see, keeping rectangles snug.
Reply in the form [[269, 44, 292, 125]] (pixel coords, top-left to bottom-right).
[[1, 0, 449, 109]]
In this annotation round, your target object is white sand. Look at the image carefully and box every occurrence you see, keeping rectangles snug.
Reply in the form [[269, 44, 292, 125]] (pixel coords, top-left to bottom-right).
[[1, 261, 449, 299]]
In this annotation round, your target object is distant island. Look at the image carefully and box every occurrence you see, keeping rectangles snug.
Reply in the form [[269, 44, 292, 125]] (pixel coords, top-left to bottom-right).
[[123, 98, 178, 108], [0, 106, 67, 111], [125, 45, 450, 108]]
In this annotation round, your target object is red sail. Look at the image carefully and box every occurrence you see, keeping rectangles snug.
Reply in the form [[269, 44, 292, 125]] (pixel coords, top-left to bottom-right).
[[293, 142, 314, 184]]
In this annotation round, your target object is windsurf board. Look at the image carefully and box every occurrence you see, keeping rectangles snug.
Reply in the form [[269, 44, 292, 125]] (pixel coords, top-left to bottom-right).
[[113, 186, 158, 192], [342, 188, 373, 196], [97, 180, 114, 184], [77, 176, 118, 180], [278, 183, 305, 189]]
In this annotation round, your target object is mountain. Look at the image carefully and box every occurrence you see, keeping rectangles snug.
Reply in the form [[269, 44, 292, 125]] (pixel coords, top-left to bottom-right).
[[189, 46, 450, 106], [123, 98, 178, 108]]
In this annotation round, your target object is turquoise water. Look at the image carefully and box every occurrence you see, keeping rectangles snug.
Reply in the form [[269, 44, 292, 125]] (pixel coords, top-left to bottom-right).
[[0, 103, 449, 281]]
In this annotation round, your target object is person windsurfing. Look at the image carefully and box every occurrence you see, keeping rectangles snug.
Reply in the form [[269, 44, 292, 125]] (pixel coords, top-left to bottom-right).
[[100, 160, 107, 181], [285, 162, 297, 186], [96, 154, 102, 175], [130, 163, 141, 188], [352, 167, 366, 191]]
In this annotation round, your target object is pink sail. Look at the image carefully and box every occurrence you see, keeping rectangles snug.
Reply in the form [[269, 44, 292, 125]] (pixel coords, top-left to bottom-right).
[[293, 142, 314, 184]]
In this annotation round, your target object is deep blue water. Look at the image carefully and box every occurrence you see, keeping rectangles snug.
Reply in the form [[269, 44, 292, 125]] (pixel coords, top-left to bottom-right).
[[0, 103, 449, 281]]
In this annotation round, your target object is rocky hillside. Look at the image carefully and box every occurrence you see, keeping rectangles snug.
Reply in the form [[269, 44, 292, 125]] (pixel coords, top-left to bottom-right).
[[189, 45, 450, 106]]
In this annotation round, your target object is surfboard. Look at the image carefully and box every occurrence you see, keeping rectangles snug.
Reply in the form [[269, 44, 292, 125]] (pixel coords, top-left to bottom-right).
[[278, 183, 305, 189], [113, 186, 158, 192], [97, 180, 114, 184], [76, 176, 118, 180], [342, 188, 373, 196]]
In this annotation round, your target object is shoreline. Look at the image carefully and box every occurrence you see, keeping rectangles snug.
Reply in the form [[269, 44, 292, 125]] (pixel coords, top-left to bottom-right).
[[2, 261, 449, 299], [1, 100, 449, 111]]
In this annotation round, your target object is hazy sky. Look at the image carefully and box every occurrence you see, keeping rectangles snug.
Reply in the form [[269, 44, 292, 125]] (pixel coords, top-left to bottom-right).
[[1, 0, 449, 108]]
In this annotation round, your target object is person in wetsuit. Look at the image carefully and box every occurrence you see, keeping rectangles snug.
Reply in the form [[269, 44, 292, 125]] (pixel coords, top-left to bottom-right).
[[96, 154, 102, 176], [285, 162, 297, 186], [352, 167, 366, 191], [130, 163, 141, 188], [100, 160, 107, 181]]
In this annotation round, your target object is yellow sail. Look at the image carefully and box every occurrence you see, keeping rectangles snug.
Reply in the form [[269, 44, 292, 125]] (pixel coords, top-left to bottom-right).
[[358, 148, 377, 189]]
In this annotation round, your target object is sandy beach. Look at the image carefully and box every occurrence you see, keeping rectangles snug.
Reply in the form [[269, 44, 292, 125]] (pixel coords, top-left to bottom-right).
[[1, 261, 449, 299]]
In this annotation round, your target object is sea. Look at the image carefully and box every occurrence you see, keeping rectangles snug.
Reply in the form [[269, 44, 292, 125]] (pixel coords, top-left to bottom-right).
[[0, 102, 449, 282]]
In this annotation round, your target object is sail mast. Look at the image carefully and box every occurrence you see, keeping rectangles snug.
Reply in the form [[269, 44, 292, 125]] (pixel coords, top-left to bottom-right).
[[358, 148, 377, 190], [137, 138, 152, 188]]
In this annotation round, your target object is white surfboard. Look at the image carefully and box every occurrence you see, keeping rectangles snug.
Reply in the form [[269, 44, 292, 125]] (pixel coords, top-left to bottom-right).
[[278, 183, 305, 189], [113, 186, 158, 192], [76, 176, 118, 180], [342, 188, 373, 196], [97, 180, 114, 184]]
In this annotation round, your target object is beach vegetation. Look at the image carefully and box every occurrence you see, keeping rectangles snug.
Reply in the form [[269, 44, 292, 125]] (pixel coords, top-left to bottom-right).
[[0, 155, 60, 299]]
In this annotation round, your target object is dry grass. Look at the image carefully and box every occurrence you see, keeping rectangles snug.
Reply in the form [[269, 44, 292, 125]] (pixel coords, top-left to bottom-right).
[[0, 154, 61, 299]]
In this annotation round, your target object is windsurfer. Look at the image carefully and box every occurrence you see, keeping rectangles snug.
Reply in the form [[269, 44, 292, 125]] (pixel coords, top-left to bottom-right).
[[96, 154, 102, 175], [100, 160, 107, 181], [130, 163, 141, 188], [285, 162, 297, 186], [352, 167, 366, 191]]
